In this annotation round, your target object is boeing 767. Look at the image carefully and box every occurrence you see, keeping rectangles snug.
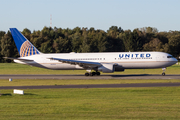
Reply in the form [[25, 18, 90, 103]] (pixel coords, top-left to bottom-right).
[[4, 28, 178, 76]]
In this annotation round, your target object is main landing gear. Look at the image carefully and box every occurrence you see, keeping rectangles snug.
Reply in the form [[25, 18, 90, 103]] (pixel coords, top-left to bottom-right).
[[162, 68, 166, 76], [85, 71, 100, 76]]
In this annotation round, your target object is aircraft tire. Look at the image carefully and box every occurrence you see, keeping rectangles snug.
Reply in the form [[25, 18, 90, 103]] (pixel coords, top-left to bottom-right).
[[90, 72, 94, 76], [92, 72, 96, 76], [85, 72, 89, 76], [162, 73, 165, 76], [96, 72, 100, 76]]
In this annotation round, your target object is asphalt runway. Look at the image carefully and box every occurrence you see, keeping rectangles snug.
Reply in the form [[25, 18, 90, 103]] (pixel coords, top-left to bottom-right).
[[0, 74, 180, 79]]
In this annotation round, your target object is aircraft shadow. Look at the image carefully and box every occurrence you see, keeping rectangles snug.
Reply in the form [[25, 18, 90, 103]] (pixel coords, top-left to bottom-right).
[[72, 74, 153, 77], [24, 93, 37, 95], [110, 74, 150, 77], [0, 93, 12, 96], [0, 93, 36, 96]]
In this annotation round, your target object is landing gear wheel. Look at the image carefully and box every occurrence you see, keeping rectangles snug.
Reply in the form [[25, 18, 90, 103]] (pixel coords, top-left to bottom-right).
[[92, 72, 96, 76], [89, 72, 94, 76], [85, 72, 89, 76], [162, 68, 166, 76], [162, 73, 165, 76], [96, 72, 100, 76], [85, 71, 100, 76]]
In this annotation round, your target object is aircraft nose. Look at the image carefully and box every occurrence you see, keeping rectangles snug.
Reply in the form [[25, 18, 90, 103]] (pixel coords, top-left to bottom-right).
[[174, 58, 178, 64]]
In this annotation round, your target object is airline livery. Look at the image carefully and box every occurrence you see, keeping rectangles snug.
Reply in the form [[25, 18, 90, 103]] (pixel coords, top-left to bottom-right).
[[5, 28, 178, 76]]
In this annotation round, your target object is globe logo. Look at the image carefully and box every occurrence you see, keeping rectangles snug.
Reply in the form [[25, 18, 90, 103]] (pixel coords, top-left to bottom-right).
[[20, 41, 39, 57]]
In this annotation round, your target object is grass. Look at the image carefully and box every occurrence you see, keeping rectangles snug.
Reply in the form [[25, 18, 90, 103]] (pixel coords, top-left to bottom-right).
[[1, 87, 180, 120], [0, 63, 180, 119], [0, 63, 180, 75], [1, 79, 180, 86]]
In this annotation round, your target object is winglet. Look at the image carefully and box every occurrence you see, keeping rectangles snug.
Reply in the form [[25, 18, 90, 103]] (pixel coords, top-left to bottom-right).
[[10, 28, 41, 57]]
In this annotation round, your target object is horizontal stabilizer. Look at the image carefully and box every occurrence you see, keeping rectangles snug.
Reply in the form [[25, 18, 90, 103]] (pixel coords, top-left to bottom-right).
[[3, 57, 34, 62]]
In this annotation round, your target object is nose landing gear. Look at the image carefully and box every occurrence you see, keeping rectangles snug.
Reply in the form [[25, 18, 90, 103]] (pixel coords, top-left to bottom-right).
[[162, 68, 166, 76], [162, 72, 165, 76]]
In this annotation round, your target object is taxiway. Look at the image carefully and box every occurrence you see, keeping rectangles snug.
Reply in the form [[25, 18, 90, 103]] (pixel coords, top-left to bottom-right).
[[0, 74, 180, 79]]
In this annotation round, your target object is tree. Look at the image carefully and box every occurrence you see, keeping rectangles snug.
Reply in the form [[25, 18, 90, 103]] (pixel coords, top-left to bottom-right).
[[167, 31, 180, 57], [40, 40, 52, 53], [80, 28, 90, 52], [53, 36, 71, 53], [0, 31, 6, 62], [132, 29, 143, 51], [143, 38, 163, 51], [156, 32, 168, 44], [0, 31, 18, 62], [140, 27, 158, 34], [106, 26, 124, 52], [107, 26, 123, 33], [71, 32, 82, 52], [88, 28, 99, 52], [22, 28, 31, 40], [119, 30, 134, 52], [0, 31, 5, 40], [96, 31, 107, 52]]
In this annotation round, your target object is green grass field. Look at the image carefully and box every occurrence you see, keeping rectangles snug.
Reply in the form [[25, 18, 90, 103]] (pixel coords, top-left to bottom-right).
[[0, 63, 180, 75], [1, 87, 180, 120], [1, 63, 180, 120]]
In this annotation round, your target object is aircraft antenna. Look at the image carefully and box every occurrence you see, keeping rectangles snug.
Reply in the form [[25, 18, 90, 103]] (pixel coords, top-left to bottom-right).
[[50, 14, 52, 28]]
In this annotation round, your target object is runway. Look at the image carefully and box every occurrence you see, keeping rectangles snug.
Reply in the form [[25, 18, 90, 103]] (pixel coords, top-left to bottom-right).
[[0, 74, 180, 79], [1, 83, 180, 89]]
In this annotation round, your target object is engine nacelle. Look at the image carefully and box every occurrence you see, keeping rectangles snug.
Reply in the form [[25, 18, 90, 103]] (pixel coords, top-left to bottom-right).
[[98, 64, 115, 73], [114, 66, 124, 72]]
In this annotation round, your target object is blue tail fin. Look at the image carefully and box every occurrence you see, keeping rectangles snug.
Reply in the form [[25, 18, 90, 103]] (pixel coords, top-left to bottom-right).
[[10, 28, 41, 57]]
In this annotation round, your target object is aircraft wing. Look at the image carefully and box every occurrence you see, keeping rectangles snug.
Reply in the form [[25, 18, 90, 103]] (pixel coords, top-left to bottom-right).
[[48, 57, 102, 69], [3, 57, 34, 62]]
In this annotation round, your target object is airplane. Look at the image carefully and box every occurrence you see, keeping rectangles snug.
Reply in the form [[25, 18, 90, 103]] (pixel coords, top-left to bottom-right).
[[4, 28, 178, 76]]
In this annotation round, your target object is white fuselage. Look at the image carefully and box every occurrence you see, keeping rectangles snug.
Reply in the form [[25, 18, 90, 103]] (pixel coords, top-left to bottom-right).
[[14, 52, 178, 71]]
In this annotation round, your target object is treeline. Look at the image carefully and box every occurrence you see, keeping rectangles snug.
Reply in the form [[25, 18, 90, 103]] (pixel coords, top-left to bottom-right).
[[0, 26, 180, 62]]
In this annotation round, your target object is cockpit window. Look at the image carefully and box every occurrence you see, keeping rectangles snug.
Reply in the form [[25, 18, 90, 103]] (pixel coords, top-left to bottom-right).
[[167, 56, 174, 58]]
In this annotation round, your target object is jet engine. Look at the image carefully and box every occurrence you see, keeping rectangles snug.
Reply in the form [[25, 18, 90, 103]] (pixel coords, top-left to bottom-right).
[[114, 66, 125, 72], [98, 63, 124, 73], [98, 63, 115, 73]]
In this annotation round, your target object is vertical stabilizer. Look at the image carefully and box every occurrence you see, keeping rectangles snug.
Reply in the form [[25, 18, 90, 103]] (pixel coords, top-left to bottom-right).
[[10, 28, 41, 57]]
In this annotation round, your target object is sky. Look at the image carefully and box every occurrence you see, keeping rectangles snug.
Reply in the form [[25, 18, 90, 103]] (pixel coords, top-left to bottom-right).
[[1, 0, 180, 32]]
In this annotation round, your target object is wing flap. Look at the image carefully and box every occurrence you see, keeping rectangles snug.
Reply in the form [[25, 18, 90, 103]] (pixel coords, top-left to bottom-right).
[[49, 57, 102, 68]]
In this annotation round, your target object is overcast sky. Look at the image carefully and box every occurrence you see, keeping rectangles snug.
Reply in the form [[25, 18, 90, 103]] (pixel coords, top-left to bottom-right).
[[1, 0, 180, 32]]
